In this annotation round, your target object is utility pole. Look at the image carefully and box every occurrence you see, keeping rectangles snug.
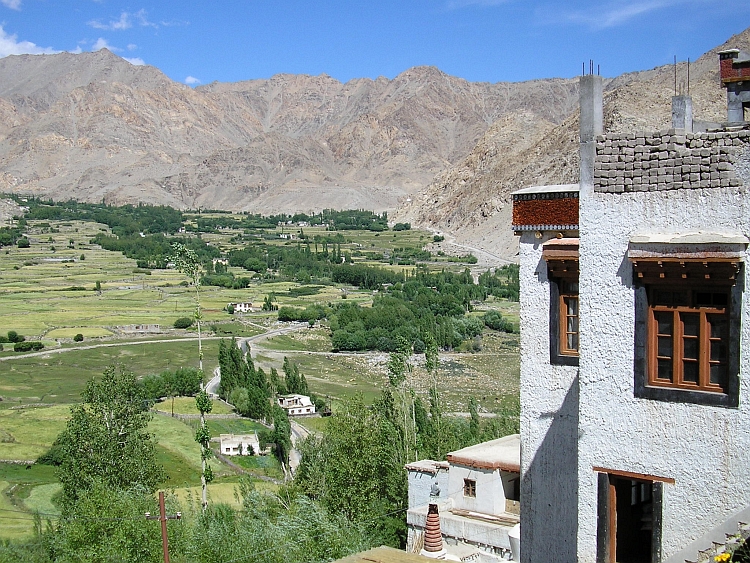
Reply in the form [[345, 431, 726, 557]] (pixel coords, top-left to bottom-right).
[[145, 491, 182, 563]]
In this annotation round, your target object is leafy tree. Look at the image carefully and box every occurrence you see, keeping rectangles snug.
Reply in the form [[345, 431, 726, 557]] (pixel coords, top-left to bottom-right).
[[262, 293, 278, 311], [55, 365, 165, 510], [283, 357, 308, 395], [7, 330, 24, 343], [469, 396, 480, 439], [17, 237, 29, 248], [174, 316, 194, 329], [170, 242, 212, 510], [295, 395, 408, 547], [73, 333, 84, 342], [270, 405, 292, 467]]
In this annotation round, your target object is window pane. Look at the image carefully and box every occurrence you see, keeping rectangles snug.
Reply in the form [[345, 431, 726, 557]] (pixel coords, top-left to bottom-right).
[[681, 313, 699, 337], [709, 317, 728, 340], [673, 291, 688, 306], [567, 333, 579, 350], [658, 336, 672, 358], [710, 341, 727, 363], [713, 293, 728, 307], [710, 364, 728, 388], [566, 297, 578, 316], [683, 361, 699, 383], [658, 359, 673, 381], [567, 315, 578, 333], [656, 312, 673, 335], [696, 292, 712, 306], [654, 290, 672, 306], [683, 338, 698, 360]]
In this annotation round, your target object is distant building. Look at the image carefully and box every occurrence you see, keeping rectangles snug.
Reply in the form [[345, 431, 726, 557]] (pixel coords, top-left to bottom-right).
[[229, 302, 254, 313], [119, 324, 160, 334], [219, 433, 260, 456], [406, 435, 521, 562], [277, 394, 315, 415]]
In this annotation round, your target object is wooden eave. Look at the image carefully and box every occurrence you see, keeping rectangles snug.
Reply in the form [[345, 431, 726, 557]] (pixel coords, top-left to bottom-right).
[[445, 456, 520, 473]]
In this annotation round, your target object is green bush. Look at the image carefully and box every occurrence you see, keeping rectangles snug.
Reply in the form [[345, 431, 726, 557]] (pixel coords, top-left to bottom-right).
[[17, 237, 29, 248], [14, 341, 44, 352], [7, 330, 24, 343], [73, 333, 84, 342], [483, 310, 514, 333], [173, 317, 194, 329]]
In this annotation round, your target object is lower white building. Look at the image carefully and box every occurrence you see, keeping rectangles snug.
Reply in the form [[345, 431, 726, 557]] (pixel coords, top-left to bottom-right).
[[219, 433, 260, 456], [406, 435, 521, 562]]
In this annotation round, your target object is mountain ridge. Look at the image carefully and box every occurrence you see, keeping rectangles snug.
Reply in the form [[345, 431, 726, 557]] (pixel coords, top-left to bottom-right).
[[1, 28, 749, 259]]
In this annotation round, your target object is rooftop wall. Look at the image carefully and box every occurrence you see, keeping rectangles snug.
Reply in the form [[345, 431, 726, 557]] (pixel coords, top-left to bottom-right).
[[594, 130, 749, 193]]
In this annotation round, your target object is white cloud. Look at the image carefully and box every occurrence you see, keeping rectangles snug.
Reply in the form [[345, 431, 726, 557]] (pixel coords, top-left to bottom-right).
[[88, 11, 132, 30], [1, 0, 21, 10], [0, 25, 58, 57], [127, 43, 137, 51], [185, 76, 201, 85], [558, 0, 717, 29], [92, 37, 120, 52], [124, 57, 145, 66], [135, 9, 158, 28]]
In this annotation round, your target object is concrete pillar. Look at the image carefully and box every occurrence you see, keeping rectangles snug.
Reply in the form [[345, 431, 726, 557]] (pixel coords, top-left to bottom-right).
[[672, 95, 693, 132], [579, 75, 603, 197]]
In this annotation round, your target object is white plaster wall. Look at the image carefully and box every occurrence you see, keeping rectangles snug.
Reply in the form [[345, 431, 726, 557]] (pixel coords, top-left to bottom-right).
[[518, 231, 580, 563], [577, 184, 750, 562], [408, 467, 450, 510], [448, 465, 503, 515]]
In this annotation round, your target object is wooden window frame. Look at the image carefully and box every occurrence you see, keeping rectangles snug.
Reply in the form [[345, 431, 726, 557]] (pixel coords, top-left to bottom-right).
[[549, 272, 580, 366], [647, 287, 729, 393], [559, 278, 580, 357], [634, 267, 743, 408], [463, 478, 476, 498]]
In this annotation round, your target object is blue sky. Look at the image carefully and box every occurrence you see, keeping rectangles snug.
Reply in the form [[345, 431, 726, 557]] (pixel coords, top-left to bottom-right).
[[0, 0, 748, 86]]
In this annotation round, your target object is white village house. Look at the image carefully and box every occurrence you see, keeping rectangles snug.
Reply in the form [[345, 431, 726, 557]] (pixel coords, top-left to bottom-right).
[[406, 435, 521, 562], [277, 394, 316, 416], [229, 302, 254, 313], [514, 54, 750, 563], [219, 433, 261, 456]]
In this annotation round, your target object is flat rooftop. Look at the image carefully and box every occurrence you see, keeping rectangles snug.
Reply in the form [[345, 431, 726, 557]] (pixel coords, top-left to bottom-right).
[[445, 434, 520, 472], [511, 183, 579, 196]]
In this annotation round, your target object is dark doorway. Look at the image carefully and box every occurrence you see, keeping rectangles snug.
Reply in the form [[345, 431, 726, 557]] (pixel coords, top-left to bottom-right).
[[612, 477, 653, 563], [597, 472, 663, 563]]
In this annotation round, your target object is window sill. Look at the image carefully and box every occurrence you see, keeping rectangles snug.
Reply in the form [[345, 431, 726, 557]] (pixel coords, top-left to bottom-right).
[[635, 383, 738, 408]]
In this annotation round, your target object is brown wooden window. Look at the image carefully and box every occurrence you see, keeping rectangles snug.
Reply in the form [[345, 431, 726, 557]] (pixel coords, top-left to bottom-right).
[[648, 288, 729, 393], [463, 479, 476, 498], [559, 279, 579, 356]]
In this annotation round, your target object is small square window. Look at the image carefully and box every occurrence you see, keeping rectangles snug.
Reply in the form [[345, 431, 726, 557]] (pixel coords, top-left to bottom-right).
[[463, 479, 476, 498]]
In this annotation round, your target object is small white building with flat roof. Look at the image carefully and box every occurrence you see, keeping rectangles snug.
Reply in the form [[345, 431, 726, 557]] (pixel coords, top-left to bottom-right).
[[406, 435, 521, 562]]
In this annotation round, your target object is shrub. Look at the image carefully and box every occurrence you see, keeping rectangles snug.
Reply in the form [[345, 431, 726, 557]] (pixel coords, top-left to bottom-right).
[[17, 237, 29, 248], [73, 333, 84, 342], [7, 330, 24, 343], [433, 235, 445, 242], [483, 310, 514, 333], [392, 222, 411, 231], [173, 317, 194, 329], [14, 341, 43, 352]]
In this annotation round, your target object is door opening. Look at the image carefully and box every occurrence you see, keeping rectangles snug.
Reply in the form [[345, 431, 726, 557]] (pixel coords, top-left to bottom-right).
[[597, 471, 664, 563], [612, 477, 653, 563]]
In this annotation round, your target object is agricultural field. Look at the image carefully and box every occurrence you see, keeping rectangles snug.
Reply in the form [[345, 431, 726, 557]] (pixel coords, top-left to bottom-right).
[[0, 208, 520, 539]]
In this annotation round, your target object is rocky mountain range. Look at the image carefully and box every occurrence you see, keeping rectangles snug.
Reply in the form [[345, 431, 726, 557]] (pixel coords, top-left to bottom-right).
[[0, 27, 748, 260]]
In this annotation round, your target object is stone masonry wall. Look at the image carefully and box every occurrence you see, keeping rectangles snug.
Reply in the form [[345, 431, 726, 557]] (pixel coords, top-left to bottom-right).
[[594, 129, 750, 193]]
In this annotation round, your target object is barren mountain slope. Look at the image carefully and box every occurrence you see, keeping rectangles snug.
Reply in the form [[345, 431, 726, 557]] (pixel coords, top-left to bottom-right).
[[395, 27, 750, 261], [0, 52, 579, 211]]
